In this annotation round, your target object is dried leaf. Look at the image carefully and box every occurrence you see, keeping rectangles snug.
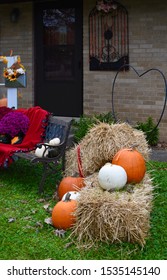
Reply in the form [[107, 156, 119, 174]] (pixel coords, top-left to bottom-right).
[[43, 203, 50, 210], [44, 196, 53, 201], [35, 221, 43, 228], [48, 207, 53, 213], [43, 204, 53, 214], [44, 217, 53, 225], [20, 200, 28, 204], [64, 242, 74, 249], [8, 218, 16, 223], [31, 209, 37, 214], [37, 198, 46, 203], [52, 191, 59, 201], [23, 225, 35, 230], [54, 229, 66, 238], [23, 216, 32, 220]]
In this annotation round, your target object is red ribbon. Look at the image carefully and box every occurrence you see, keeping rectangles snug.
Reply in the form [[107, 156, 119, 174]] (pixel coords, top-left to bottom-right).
[[77, 145, 84, 178]]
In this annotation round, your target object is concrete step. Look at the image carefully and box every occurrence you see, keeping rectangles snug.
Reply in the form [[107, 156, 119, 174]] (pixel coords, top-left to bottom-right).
[[150, 149, 167, 162]]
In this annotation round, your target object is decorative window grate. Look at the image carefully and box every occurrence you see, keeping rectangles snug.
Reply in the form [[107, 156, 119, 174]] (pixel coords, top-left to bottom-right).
[[89, 0, 129, 71]]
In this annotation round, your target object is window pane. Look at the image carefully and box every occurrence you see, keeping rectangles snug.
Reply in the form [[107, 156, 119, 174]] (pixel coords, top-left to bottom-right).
[[43, 8, 75, 81]]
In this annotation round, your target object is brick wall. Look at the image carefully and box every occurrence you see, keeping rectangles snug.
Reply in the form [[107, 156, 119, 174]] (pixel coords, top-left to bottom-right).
[[0, 1, 167, 141], [0, 2, 33, 108], [83, 0, 167, 142]]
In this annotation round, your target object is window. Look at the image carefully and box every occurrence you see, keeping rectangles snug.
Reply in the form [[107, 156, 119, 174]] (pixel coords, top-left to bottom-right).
[[89, 0, 129, 71]]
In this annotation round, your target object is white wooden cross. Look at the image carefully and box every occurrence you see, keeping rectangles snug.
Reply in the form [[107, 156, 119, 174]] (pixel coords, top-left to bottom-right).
[[6, 55, 18, 109]]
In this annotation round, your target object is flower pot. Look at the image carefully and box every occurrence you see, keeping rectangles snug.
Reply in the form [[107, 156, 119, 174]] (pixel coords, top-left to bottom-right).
[[5, 74, 27, 88]]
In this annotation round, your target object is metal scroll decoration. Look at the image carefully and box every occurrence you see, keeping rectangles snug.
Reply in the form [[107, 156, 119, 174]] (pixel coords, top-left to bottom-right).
[[111, 64, 167, 134], [89, 0, 129, 71]]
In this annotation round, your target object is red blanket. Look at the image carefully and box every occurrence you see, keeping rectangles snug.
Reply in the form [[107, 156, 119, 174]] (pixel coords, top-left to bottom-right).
[[0, 106, 50, 167]]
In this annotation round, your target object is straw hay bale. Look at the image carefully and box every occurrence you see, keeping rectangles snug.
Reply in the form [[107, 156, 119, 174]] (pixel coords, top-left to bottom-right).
[[65, 122, 150, 177], [70, 172, 154, 248]]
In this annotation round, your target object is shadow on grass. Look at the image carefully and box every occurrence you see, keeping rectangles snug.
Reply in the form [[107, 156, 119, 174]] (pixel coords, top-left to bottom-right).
[[0, 159, 62, 196]]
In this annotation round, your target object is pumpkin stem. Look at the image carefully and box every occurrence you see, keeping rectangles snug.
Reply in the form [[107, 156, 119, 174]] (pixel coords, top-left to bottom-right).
[[64, 192, 71, 202], [113, 145, 139, 161]]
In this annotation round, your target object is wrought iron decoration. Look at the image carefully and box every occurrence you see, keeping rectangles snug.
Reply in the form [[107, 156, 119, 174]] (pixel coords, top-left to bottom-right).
[[89, 0, 129, 71]]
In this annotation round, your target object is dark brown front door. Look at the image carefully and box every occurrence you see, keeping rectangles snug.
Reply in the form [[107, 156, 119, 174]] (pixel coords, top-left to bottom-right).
[[34, 1, 83, 117]]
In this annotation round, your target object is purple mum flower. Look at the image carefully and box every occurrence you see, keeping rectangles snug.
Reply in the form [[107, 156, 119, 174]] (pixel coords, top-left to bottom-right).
[[0, 111, 30, 138]]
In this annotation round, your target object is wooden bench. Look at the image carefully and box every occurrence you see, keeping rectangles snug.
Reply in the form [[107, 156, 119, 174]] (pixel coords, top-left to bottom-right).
[[13, 115, 72, 193]]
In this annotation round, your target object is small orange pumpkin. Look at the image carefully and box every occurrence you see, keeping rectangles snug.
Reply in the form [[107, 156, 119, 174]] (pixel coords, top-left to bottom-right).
[[112, 147, 146, 184], [57, 176, 85, 200], [52, 193, 77, 229]]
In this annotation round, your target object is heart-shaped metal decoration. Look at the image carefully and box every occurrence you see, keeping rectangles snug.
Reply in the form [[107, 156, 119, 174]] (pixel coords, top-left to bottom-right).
[[111, 64, 167, 134]]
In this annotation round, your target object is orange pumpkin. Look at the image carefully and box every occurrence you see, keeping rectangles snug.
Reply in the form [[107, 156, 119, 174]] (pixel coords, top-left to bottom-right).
[[52, 193, 77, 229], [57, 176, 85, 200], [112, 148, 146, 184]]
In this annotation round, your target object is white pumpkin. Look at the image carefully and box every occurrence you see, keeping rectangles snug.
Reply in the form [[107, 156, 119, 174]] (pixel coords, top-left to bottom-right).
[[35, 144, 48, 157], [49, 137, 60, 146], [61, 191, 80, 201], [98, 163, 127, 191]]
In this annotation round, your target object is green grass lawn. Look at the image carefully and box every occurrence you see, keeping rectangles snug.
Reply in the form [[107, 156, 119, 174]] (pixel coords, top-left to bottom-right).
[[0, 159, 167, 260]]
